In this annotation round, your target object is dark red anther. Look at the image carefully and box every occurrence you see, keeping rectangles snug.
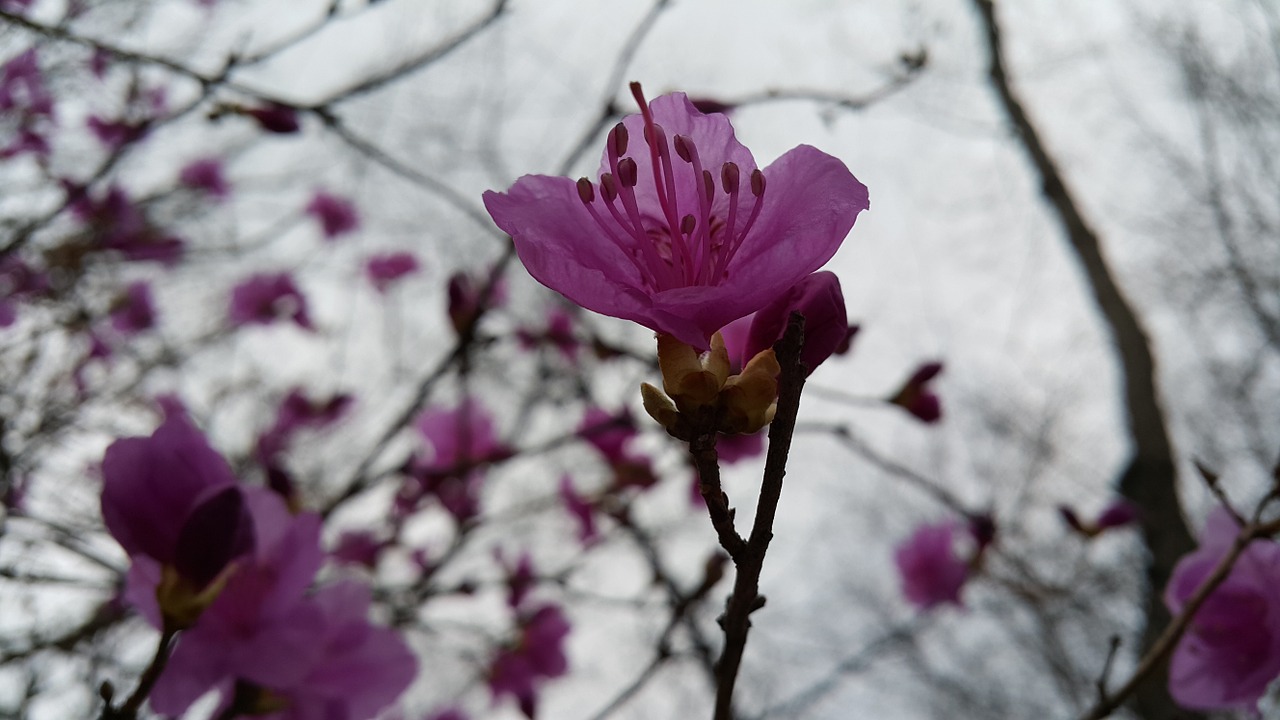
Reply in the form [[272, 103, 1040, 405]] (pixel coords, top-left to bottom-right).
[[618, 158, 638, 187], [750, 169, 765, 197], [576, 177, 595, 204], [600, 173, 618, 202], [673, 134, 693, 163], [681, 214, 696, 235], [702, 170, 715, 203], [721, 162, 740, 193], [610, 123, 629, 157]]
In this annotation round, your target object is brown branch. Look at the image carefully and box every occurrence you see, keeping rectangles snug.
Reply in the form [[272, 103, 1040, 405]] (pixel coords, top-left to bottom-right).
[[713, 313, 807, 720], [1079, 516, 1280, 719], [690, 432, 748, 559], [970, 2, 1196, 716]]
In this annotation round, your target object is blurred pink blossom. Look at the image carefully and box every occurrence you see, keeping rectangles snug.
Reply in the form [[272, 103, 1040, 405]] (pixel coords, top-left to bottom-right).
[[306, 190, 360, 239], [228, 272, 313, 330], [894, 520, 969, 610]]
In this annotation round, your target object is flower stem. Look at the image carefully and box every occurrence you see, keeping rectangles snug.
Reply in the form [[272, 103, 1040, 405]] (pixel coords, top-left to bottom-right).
[[712, 313, 806, 720], [101, 627, 178, 719]]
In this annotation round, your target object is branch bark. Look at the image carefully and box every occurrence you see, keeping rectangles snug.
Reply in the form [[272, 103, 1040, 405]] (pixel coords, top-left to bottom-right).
[[970, 2, 1197, 717]]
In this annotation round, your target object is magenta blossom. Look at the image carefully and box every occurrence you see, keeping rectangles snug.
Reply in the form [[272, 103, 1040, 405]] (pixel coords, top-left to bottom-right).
[[405, 398, 509, 521], [577, 406, 637, 466], [447, 270, 507, 335], [0, 49, 53, 117], [485, 84, 868, 350], [894, 521, 970, 610], [148, 490, 413, 719], [228, 272, 313, 330], [70, 184, 185, 265], [743, 271, 848, 374], [1164, 507, 1280, 712], [516, 306, 578, 361], [0, 256, 49, 327], [109, 281, 156, 335], [102, 410, 255, 616], [331, 530, 387, 570], [306, 190, 360, 239], [717, 429, 765, 465], [559, 475, 598, 546], [244, 102, 301, 134], [180, 157, 231, 199], [890, 361, 943, 423], [366, 251, 420, 293], [489, 605, 571, 719]]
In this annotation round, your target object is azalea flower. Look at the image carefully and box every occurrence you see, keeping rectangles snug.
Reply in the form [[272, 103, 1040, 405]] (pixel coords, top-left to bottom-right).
[[366, 251, 420, 292], [484, 83, 868, 349], [489, 605, 571, 719], [889, 361, 943, 423], [306, 190, 360, 239], [228, 272, 313, 329], [894, 521, 969, 610], [1164, 507, 1280, 712], [180, 157, 231, 199], [101, 410, 255, 626]]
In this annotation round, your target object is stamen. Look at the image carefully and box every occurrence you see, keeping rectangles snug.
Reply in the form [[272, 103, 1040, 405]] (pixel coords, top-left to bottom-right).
[[600, 173, 618, 202], [702, 170, 715, 204], [721, 162, 740, 194], [681, 214, 696, 235], [718, 169, 768, 275], [715, 162, 742, 281], [610, 123, 628, 157], [674, 134, 714, 283], [576, 177, 595, 204], [618, 158, 638, 187], [578, 178, 655, 288]]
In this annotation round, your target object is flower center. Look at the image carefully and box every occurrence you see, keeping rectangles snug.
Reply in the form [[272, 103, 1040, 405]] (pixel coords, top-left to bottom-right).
[[577, 83, 767, 292]]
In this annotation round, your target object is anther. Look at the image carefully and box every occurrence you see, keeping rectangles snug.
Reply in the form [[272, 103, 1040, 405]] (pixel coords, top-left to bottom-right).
[[610, 123, 629, 157], [674, 134, 693, 163], [577, 177, 595, 204], [750, 169, 765, 197], [618, 158, 639, 187], [703, 170, 715, 203], [681, 214, 696, 235], [600, 173, 618, 202], [721, 162, 740, 194]]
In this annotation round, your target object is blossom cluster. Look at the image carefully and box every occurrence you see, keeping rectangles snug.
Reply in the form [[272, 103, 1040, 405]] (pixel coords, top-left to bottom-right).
[[100, 409, 416, 718]]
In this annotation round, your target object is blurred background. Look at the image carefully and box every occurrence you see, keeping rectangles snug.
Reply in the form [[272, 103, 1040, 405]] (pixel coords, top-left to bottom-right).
[[0, 0, 1276, 718]]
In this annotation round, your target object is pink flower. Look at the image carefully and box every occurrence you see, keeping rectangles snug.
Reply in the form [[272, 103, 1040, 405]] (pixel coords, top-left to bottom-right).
[[102, 410, 255, 617], [1164, 507, 1280, 712], [87, 115, 148, 149], [228, 272, 313, 330], [109, 281, 156, 335], [255, 389, 354, 465], [366, 252, 420, 293], [484, 83, 868, 350], [331, 530, 387, 570], [447, 270, 507, 335], [489, 605, 571, 718], [559, 475, 598, 546], [306, 190, 360, 239], [578, 407, 637, 466], [516, 307, 579, 361], [148, 490, 414, 719], [717, 429, 765, 465], [179, 157, 230, 199], [0, 256, 48, 327], [741, 271, 848, 374], [244, 102, 301, 134], [894, 521, 969, 610], [0, 49, 53, 117], [405, 399, 508, 522], [70, 184, 185, 265], [889, 361, 943, 423]]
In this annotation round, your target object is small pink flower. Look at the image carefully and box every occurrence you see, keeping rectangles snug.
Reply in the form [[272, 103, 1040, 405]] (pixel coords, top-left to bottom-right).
[[1164, 507, 1280, 712], [516, 307, 579, 361], [255, 388, 354, 465], [87, 115, 147, 149], [447, 270, 507, 335], [366, 251, 420, 293], [485, 84, 868, 350], [228, 272, 313, 330], [578, 407, 637, 466], [70, 184, 185, 265], [894, 521, 969, 610], [559, 475, 598, 546], [331, 530, 386, 570], [889, 362, 943, 423], [179, 157, 230, 199], [406, 398, 508, 522], [717, 429, 765, 465], [244, 102, 300, 134], [0, 49, 53, 117], [489, 605, 571, 719], [306, 190, 360, 239], [109, 281, 156, 335], [101, 410, 255, 600]]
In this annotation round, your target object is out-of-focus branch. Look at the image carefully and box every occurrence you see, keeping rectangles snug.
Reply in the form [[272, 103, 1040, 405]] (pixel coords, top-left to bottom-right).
[[321, 0, 509, 103], [970, 2, 1196, 716]]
